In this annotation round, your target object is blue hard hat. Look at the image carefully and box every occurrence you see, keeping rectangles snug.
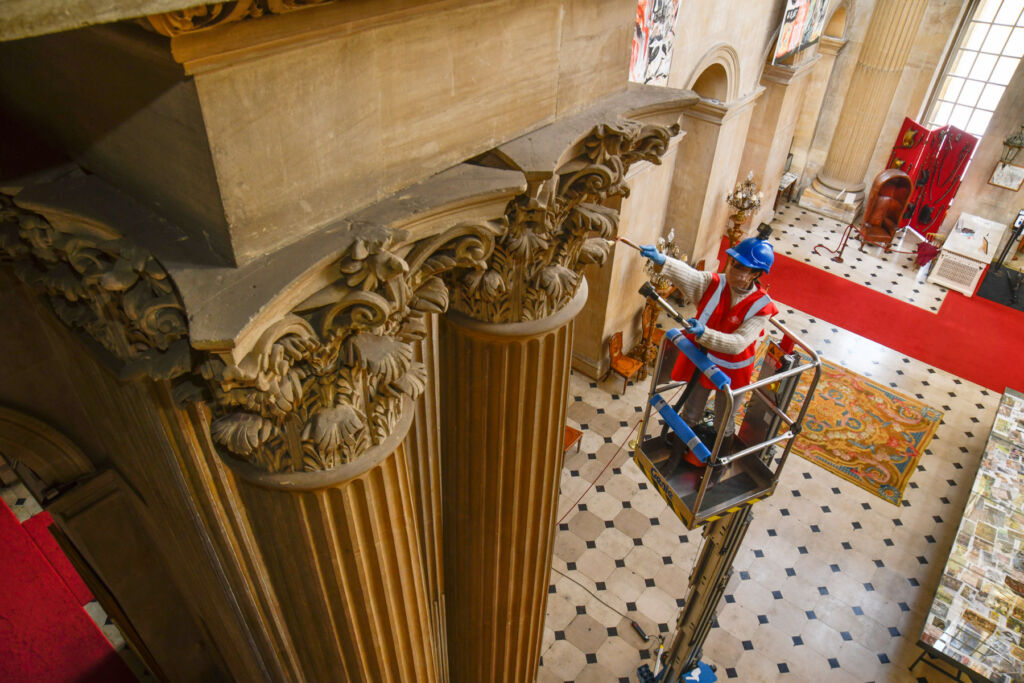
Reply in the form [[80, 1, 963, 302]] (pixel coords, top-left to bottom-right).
[[726, 237, 774, 273]]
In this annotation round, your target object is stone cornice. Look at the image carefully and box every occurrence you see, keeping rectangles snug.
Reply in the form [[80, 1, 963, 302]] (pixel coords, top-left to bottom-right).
[[0, 190, 191, 381], [685, 86, 766, 125], [761, 55, 821, 85], [142, 0, 333, 38], [819, 35, 847, 57], [158, 0, 473, 75], [174, 163, 525, 362]]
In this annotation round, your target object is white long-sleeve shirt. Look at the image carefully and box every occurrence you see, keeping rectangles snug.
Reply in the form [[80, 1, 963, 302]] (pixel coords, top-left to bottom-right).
[[659, 257, 770, 355]]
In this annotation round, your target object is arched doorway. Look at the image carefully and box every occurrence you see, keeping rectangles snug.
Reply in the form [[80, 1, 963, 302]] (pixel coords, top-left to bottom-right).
[[0, 405, 221, 681]]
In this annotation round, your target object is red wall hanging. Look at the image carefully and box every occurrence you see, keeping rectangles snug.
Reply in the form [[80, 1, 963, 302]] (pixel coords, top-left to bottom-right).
[[886, 117, 977, 237]]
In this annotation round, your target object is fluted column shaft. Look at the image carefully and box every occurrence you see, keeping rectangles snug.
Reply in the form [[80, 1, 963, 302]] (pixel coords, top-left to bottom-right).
[[818, 0, 928, 192], [439, 282, 587, 682], [229, 404, 439, 682], [405, 314, 448, 682]]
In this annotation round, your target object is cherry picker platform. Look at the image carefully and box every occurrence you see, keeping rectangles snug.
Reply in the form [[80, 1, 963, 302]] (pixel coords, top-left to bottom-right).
[[630, 283, 821, 682]]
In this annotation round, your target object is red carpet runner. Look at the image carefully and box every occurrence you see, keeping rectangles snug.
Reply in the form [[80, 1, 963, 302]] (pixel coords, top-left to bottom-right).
[[766, 253, 1024, 394], [23, 511, 95, 606], [0, 500, 135, 683]]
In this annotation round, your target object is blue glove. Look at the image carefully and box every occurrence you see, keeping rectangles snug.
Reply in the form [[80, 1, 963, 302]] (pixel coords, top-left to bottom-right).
[[686, 318, 705, 338], [639, 244, 666, 266]]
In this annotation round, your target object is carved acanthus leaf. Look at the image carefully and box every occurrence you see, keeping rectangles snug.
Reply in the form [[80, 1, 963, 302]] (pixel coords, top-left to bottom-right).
[[0, 194, 190, 380], [447, 118, 679, 323], [211, 412, 278, 456], [142, 0, 332, 36], [579, 237, 612, 267], [199, 221, 504, 473]]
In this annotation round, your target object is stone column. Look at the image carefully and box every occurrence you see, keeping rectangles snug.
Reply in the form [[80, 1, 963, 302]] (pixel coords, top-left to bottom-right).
[[790, 35, 847, 191], [439, 282, 586, 683], [427, 97, 683, 681], [405, 315, 448, 681], [226, 404, 438, 681], [800, 0, 928, 222], [738, 57, 819, 227]]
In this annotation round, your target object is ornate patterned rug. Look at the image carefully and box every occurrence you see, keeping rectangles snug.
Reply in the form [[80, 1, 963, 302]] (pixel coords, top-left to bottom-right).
[[786, 358, 944, 506]]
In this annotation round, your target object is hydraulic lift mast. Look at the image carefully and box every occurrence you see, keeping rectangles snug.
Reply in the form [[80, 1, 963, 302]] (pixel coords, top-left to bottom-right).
[[660, 507, 754, 678]]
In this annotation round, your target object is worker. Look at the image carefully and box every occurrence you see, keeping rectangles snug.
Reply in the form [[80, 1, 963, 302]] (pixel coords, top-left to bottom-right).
[[639, 227, 778, 461]]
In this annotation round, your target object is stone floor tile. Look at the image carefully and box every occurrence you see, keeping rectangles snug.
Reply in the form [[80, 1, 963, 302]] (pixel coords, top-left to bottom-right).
[[564, 613, 607, 654], [539, 639, 587, 681], [576, 548, 616, 583]]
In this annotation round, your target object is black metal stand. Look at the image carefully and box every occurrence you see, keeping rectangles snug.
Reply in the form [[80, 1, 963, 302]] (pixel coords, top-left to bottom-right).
[[812, 222, 857, 262], [812, 224, 920, 263], [909, 642, 989, 683]]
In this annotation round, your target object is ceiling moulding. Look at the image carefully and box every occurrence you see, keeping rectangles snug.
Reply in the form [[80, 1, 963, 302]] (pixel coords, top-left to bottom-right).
[[0, 0, 196, 43], [149, 0, 472, 75]]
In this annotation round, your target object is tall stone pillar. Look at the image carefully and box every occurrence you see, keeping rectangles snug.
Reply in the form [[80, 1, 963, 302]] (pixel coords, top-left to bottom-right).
[[790, 35, 847, 191], [800, 0, 928, 222], [439, 285, 584, 682], [434, 98, 685, 680], [738, 57, 818, 228], [193, 223, 509, 681], [405, 315, 448, 682]]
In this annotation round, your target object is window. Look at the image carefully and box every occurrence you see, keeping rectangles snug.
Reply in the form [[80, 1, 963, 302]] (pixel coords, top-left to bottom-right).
[[925, 0, 1024, 137]]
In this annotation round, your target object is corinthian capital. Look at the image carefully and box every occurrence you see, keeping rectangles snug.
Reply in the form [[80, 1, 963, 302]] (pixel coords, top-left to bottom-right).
[[198, 220, 503, 473], [0, 194, 190, 380], [143, 0, 332, 36], [449, 119, 679, 323]]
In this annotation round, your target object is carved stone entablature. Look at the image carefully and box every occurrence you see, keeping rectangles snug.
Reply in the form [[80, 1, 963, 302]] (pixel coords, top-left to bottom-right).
[[143, 0, 332, 36], [0, 194, 190, 380], [198, 219, 503, 473], [448, 119, 679, 323]]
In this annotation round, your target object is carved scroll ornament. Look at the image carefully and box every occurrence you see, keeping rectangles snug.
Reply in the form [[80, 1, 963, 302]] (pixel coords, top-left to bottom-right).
[[143, 0, 332, 36], [198, 220, 502, 473], [449, 120, 679, 323], [0, 195, 190, 380]]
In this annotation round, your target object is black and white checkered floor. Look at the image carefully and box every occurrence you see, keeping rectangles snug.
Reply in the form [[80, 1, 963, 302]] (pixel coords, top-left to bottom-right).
[[537, 204, 1001, 682]]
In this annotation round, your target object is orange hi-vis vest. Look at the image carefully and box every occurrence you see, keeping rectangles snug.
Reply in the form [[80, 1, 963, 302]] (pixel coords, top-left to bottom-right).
[[671, 273, 778, 389]]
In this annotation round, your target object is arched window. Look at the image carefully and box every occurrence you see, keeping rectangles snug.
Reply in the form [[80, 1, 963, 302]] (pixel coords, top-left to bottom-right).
[[925, 0, 1024, 137]]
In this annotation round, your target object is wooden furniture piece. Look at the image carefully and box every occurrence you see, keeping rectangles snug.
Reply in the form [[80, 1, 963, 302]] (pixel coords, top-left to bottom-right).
[[607, 331, 643, 393], [563, 426, 582, 453], [860, 168, 913, 250], [629, 292, 670, 379], [813, 169, 915, 262], [774, 171, 798, 210]]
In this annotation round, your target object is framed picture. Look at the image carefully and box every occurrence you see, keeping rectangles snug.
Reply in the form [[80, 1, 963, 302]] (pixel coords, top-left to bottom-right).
[[989, 162, 1024, 191]]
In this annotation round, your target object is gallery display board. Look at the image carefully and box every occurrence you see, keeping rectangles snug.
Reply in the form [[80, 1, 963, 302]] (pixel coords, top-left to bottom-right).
[[887, 117, 978, 238], [917, 388, 1024, 682]]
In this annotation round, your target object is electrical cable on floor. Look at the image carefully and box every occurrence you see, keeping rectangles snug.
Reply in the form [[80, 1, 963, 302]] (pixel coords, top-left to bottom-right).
[[556, 417, 640, 525], [550, 566, 631, 621], [555, 383, 684, 525]]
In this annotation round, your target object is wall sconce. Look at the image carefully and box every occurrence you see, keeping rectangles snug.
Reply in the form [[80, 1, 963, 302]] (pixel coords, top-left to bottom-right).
[[1001, 124, 1024, 166]]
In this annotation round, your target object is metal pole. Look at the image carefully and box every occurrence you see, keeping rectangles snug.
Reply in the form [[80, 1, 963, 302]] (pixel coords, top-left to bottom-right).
[[661, 506, 755, 680]]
